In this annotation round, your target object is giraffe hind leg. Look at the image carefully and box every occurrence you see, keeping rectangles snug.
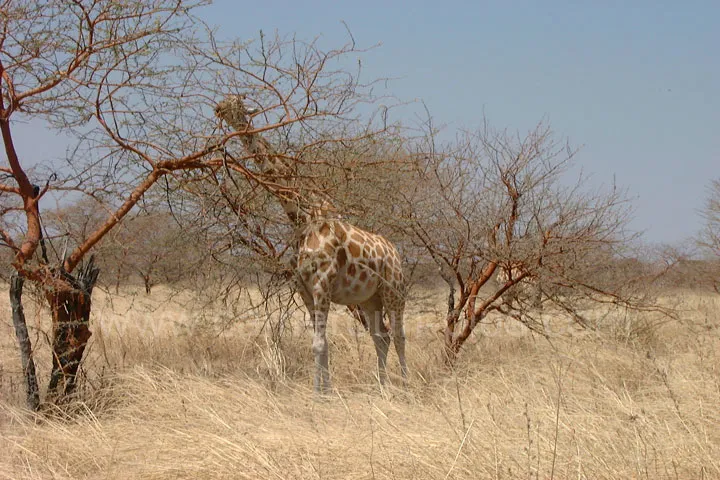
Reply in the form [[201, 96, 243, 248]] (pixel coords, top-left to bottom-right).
[[383, 291, 408, 384], [359, 295, 390, 386], [390, 309, 407, 383]]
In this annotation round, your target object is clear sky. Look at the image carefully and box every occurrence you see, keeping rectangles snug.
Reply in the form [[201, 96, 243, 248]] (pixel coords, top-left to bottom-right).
[[12, 1, 719, 244], [200, 0, 719, 244]]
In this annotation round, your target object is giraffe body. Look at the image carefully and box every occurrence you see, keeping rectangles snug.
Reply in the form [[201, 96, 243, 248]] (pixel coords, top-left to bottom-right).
[[299, 219, 403, 304], [296, 218, 407, 391], [215, 95, 407, 392]]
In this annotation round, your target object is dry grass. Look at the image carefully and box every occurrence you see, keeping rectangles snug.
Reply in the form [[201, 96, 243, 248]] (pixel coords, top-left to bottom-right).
[[1, 284, 719, 479]]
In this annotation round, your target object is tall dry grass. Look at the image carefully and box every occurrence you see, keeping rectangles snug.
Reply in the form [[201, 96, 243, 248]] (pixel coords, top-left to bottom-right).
[[1, 284, 719, 479]]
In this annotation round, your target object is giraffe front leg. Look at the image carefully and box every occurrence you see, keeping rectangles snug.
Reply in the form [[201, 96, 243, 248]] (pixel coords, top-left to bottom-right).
[[360, 296, 390, 387], [311, 296, 332, 394]]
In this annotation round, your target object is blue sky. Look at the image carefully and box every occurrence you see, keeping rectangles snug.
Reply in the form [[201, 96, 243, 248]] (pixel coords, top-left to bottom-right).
[[201, 0, 719, 244], [12, 1, 719, 244]]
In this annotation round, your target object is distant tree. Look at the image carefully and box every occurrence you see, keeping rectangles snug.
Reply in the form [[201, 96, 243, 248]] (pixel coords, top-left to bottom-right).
[[697, 178, 720, 292], [46, 200, 203, 294]]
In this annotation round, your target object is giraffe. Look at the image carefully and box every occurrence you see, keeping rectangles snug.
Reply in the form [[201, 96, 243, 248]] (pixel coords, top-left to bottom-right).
[[215, 95, 407, 393]]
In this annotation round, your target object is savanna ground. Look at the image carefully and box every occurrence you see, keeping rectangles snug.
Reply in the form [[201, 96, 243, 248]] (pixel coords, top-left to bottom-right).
[[1, 282, 719, 479]]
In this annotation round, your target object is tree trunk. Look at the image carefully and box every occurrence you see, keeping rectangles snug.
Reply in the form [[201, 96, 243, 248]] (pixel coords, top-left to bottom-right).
[[442, 279, 464, 366], [444, 347, 459, 366], [443, 333, 463, 366], [143, 274, 152, 295], [9, 274, 40, 411], [443, 309, 463, 366], [45, 256, 100, 401]]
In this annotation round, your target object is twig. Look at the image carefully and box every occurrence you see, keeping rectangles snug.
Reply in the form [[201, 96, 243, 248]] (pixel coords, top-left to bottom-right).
[[550, 363, 565, 480], [445, 418, 475, 480]]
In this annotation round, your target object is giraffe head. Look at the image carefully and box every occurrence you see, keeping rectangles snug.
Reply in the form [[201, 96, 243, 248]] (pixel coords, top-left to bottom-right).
[[215, 94, 259, 130], [308, 198, 339, 220]]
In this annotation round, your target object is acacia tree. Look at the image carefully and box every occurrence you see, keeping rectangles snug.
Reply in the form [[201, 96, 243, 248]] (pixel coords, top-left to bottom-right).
[[403, 121, 645, 362], [1, 0, 213, 409], [1, 0, 387, 409]]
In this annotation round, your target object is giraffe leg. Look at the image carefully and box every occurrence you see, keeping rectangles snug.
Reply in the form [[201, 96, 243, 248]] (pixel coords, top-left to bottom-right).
[[359, 295, 390, 386], [385, 295, 408, 383], [311, 295, 332, 394], [296, 277, 332, 394], [391, 313, 408, 383]]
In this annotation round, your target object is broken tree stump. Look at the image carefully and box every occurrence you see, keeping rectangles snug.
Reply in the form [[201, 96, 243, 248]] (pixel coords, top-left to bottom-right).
[[45, 256, 100, 402]]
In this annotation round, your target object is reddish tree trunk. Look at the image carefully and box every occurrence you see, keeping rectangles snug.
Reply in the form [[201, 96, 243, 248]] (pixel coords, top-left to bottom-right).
[[45, 257, 100, 401]]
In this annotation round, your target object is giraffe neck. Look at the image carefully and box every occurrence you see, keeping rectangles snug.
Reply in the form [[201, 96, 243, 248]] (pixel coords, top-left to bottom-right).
[[226, 119, 309, 225], [216, 97, 336, 226]]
